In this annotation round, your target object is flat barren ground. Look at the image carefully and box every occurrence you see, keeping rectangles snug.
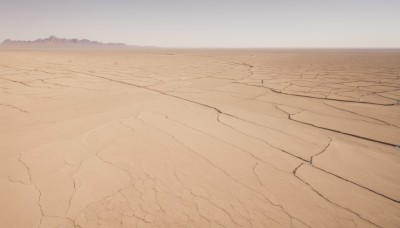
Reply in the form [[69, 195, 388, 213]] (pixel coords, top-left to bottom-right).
[[0, 49, 399, 228]]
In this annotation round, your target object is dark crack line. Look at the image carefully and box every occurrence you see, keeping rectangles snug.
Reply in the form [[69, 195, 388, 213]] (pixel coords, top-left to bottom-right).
[[240, 63, 254, 80], [323, 102, 399, 128], [38, 79, 104, 91], [292, 163, 303, 175], [18, 153, 32, 184], [310, 137, 332, 164], [18, 153, 45, 228], [293, 164, 381, 228], [0, 64, 36, 73], [234, 81, 396, 106], [0, 103, 28, 113], [312, 164, 400, 204], [0, 77, 31, 87], [6, 176, 30, 185], [272, 103, 398, 147], [66, 175, 77, 216], [289, 115, 397, 147], [252, 163, 263, 186]]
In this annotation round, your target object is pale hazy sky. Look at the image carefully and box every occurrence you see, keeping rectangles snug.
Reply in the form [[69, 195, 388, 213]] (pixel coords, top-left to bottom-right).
[[1, 0, 399, 48]]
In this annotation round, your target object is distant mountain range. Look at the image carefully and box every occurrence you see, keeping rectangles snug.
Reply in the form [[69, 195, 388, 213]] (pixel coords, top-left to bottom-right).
[[1, 36, 145, 48]]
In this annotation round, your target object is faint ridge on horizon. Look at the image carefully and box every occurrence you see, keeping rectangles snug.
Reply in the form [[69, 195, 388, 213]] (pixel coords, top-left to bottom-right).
[[0, 36, 158, 49]]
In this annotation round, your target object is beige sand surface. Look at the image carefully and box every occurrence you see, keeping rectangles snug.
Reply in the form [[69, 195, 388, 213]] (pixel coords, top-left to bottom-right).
[[0, 49, 399, 227]]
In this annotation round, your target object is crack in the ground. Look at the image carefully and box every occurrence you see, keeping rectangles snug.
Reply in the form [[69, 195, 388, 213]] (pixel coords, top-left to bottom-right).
[[252, 163, 263, 186], [272, 101, 398, 147], [289, 115, 397, 147], [234, 81, 397, 106], [292, 163, 381, 228], [323, 102, 399, 128], [0, 77, 32, 87], [310, 137, 332, 165], [238, 63, 254, 80], [312, 164, 400, 204], [0, 103, 29, 113], [18, 153, 45, 228]]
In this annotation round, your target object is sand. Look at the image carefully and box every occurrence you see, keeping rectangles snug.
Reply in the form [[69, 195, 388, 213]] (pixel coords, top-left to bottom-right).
[[0, 49, 399, 228]]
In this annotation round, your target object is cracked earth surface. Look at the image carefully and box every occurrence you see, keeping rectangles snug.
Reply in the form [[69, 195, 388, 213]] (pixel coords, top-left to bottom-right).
[[0, 49, 399, 228]]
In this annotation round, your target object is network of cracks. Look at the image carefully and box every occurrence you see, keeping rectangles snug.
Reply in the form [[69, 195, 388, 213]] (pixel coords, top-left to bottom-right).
[[0, 50, 399, 228]]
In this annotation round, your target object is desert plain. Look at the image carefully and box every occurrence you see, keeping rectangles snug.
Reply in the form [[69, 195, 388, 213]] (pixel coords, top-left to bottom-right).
[[0, 49, 399, 228]]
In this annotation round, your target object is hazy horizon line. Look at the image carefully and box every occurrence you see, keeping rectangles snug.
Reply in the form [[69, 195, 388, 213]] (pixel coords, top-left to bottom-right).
[[2, 36, 400, 50], [1, 46, 400, 50]]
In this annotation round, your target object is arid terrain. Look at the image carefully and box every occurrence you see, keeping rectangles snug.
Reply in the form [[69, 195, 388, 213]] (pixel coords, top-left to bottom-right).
[[0, 49, 399, 228]]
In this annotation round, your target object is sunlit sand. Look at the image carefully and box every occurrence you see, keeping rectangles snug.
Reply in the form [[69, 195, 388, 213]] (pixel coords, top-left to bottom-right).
[[0, 49, 399, 227]]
